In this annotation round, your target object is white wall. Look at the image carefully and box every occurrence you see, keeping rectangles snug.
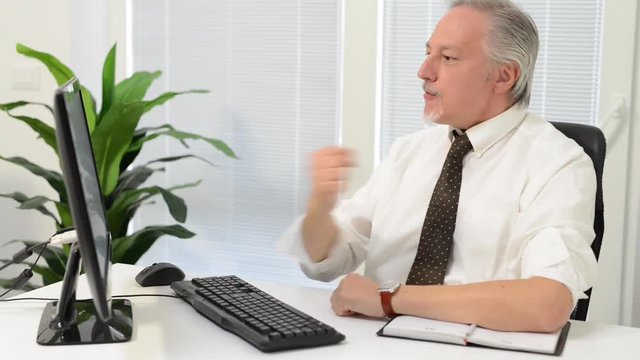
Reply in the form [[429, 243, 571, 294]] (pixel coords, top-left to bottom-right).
[[0, 0, 72, 282], [69, 0, 128, 97], [628, 3, 640, 327], [585, 0, 638, 326], [341, 0, 377, 193]]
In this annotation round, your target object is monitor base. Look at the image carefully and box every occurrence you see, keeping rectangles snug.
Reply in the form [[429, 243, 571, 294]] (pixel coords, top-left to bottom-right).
[[36, 298, 133, 345]]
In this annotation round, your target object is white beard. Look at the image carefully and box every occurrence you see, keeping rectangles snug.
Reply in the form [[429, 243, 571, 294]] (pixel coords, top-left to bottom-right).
[[422, 98, 443, 125], [422, 111, 441, 125]]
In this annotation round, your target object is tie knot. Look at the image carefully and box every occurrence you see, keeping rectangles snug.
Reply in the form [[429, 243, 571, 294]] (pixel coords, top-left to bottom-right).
[[450, 133, 473, 160]]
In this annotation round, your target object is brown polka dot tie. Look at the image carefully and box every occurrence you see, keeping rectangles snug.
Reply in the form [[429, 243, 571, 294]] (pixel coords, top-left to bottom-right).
[[406, 132, 473, 285]]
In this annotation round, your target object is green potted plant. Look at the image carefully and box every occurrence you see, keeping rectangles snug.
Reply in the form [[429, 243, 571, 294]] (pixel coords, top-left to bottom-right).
[[0, 43, 236, 289]]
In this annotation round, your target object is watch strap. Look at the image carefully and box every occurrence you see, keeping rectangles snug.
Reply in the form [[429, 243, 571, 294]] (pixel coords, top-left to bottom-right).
[[380, 291, 397, 318]]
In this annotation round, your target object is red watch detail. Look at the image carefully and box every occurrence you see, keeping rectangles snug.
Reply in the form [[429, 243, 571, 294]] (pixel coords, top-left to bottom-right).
[[380, 291, 397, 318]]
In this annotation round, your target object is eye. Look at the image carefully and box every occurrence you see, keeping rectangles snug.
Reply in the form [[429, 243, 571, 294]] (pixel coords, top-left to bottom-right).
[[443, 55, 456, 61]]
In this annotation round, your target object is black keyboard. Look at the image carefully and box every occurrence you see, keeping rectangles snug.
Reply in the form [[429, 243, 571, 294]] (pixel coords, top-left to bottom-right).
[[170, 275, 345, 352]]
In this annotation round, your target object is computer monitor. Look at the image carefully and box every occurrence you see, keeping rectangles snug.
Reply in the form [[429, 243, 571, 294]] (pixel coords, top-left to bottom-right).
[[36, 77, 133, 345]]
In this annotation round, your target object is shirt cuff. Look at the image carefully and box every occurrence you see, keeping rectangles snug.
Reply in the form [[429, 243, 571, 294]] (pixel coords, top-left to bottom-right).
[[277, 215, 353, 282]]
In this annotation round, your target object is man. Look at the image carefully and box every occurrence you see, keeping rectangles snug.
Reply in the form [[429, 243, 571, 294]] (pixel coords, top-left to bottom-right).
[[279, 0, 597, 333]]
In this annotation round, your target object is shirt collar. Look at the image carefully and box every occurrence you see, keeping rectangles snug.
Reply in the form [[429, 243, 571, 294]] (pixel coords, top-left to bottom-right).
[[448, 105, 527, 157]]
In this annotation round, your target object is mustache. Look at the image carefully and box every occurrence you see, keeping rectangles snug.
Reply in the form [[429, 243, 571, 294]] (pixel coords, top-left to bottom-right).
[[422, 84, 441, 97]]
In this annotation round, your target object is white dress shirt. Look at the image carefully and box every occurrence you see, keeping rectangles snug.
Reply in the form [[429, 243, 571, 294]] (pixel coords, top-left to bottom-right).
[[278, 106, 598, 305]]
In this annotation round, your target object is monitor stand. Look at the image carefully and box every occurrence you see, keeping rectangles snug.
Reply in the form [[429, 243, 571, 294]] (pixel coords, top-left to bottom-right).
[[36, 243, 133, 345]]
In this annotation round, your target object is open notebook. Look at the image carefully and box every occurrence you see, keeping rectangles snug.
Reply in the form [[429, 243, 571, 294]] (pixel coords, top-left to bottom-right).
[[377, 316, 570, 356]]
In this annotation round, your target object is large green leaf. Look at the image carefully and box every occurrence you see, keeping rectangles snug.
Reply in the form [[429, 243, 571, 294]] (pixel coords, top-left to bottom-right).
[[128, 126, 184, 153], [130, 125, 237, 159], [0, 156, 66, 201], [107, 203, 141, 240], [119, 148, 142, 174], [115, 71, 161, 104], [112, 225, 195, 264], [0, 192, 60, 226], [0, 111, 57, 153], [54, 202, 73, 229], [16, 43, 74, 85], [122, 126, 187, 175], [99, 44, 117, 121], [111, 166, 162, 201], [0, 277, 37, 291], [130, 124, 189, 150], [81, 85, 98, 133], [119, 125, 188, 172], [118, 125, 162, 172], [146, 154, 215, 167], [31, 263, 64, 286], [0, 278, 11, 289], [112, 157, 210, 198], [106, 187, 146, 236], [91, 102, 145, 195], [143, 89, 209, 114], [118, 131, 147, 173], [13, 43, 96, 132], [107, 184, 193, 236], [0, 100, 53, 114]]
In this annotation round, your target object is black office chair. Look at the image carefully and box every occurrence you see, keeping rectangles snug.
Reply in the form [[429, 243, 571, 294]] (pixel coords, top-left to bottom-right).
[[550, 121, 606, 321]]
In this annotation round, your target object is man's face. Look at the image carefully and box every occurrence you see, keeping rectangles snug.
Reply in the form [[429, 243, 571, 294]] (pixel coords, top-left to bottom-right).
[[418, 6, 498, 129]]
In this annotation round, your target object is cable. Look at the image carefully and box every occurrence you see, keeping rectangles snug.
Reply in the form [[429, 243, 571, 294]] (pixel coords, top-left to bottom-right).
[[0, 293, 181, 303], [113, 294, 180, 299], [0, 227, 73, 271], [0, 226, 182, 302], [0, 297, 56, 302], [0, 228, 75, 298], [0, 241, 49, 272], [0, 241, 48, 298]]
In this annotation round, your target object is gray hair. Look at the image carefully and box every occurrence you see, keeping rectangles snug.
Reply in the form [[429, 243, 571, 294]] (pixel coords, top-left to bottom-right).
[[449, 0, 539, 107]]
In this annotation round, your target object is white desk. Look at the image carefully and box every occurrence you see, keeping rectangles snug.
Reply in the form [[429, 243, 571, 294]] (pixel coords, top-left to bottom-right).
[[0, 264, 637, 359]]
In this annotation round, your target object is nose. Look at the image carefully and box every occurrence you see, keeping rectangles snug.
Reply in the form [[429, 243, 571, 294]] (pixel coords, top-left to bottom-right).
[[417, 55, 436, 82]]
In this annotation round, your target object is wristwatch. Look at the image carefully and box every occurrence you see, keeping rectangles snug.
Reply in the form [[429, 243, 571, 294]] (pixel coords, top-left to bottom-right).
[[378, 280, 401, 318]]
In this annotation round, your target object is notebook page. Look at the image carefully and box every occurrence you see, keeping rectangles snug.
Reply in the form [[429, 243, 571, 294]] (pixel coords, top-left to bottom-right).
[[467, 326, 562, 354], [382, 316, 470, 345]]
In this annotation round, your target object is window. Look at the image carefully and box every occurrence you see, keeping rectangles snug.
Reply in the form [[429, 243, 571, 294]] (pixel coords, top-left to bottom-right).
[[379, 0, 604, 158], [131, 0, 343, 286]]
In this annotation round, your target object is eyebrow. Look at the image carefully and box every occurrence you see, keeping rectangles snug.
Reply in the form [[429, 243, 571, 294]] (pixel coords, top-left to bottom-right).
[[425, 42, 461, 52]]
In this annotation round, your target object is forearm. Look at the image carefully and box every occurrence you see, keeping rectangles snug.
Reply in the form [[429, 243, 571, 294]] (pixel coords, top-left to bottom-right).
[[393, 277, 573, 332], [302, 202, 339, 262]]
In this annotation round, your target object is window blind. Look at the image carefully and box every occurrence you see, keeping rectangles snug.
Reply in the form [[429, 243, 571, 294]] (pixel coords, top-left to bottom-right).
[[130, 0, 343, 287], [379, 0, 603, 158]]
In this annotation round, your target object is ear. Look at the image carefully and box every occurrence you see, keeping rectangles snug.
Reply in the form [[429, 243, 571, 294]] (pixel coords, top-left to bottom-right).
[[493, 62, 520, 96]]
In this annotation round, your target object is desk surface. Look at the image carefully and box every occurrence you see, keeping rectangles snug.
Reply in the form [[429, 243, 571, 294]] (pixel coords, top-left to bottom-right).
[[1, 264, 637, 359]]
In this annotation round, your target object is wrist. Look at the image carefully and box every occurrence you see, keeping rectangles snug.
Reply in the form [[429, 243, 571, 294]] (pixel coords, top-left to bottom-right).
[[302, 206, 338, 263], [307, 191, 336, 215]]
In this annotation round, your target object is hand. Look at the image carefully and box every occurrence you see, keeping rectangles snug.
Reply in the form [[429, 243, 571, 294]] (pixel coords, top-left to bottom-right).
[[308, 147, 356, 214], [330, 273, 384, 317]]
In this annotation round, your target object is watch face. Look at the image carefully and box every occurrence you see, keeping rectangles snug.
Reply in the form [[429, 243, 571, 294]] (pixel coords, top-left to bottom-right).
[[378, 280, 400, 293]]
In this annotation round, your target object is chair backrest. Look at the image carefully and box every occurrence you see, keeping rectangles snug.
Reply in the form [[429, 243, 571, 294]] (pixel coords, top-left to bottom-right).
[[550, 121, 606, 321]]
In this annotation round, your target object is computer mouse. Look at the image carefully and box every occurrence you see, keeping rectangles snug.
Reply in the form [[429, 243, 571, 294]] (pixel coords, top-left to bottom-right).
[[135, 262, 186, 287]]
